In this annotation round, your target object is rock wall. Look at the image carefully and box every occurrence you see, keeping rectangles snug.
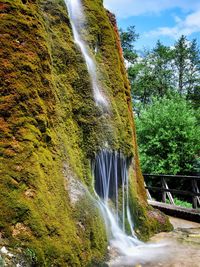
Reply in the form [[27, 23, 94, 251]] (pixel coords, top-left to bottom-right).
[[0, 0, 172, 265]]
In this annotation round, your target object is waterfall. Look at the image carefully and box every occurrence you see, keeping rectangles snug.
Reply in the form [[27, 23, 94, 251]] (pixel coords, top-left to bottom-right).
[[65, 2, 171, 265], [93, 150, 142, 256], [64, 0, 108, 107]]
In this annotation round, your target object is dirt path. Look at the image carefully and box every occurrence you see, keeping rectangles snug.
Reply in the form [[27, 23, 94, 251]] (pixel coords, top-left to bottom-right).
[[168, 216, 200, 229], [108, 216, 200, 267], [143, 216, 200, 267]]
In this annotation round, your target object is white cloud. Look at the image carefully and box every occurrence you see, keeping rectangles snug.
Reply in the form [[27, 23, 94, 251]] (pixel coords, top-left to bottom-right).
[[146, 9, 200, 39], [103, 0, 200, 18]]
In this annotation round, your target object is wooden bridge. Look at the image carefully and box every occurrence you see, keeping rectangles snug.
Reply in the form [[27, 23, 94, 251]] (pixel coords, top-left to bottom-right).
[[144, 174, 200, 223]]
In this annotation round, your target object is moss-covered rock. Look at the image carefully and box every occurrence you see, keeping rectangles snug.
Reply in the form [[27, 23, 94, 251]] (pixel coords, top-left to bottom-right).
[[0, 0, 171, 265]]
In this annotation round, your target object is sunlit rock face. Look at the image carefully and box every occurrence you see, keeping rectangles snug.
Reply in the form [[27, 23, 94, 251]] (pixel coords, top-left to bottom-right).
[[0, 0, 171, 265]]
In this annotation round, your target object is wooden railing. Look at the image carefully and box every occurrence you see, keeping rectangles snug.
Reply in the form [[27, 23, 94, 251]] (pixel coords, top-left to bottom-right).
[[144, 174, 200, 209]]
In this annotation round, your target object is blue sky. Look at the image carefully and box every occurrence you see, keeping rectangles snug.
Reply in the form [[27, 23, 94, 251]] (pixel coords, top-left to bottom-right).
[[103, 0, 200, 51]]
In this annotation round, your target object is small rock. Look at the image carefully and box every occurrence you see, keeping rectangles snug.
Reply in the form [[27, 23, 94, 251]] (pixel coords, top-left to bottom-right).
[[12, 223, 31, 238], [1, 246, 8, 254], [24, 189, 35, 198]]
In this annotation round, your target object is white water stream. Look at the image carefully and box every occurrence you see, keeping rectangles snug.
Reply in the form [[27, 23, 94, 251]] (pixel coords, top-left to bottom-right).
[[64, 0, 108, 107], [93, 150, 142, 254], [93, 150, 171, 266]]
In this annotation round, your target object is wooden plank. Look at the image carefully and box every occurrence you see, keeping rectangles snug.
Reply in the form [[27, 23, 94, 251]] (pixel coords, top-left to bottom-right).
[[148, 200, 200, 223], [144, 174, 200, 180], [145, 186, 200, 197]]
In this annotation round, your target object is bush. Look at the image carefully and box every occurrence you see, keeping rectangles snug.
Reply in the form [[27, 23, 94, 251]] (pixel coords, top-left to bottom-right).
[[136, 95, 200, 174]]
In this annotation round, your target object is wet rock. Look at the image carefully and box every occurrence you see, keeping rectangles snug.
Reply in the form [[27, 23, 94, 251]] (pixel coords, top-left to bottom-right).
[[63, 163, 88, 206], [0, 246, 31, 267]]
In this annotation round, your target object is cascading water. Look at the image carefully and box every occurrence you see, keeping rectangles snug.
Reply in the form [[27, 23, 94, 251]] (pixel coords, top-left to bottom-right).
[[93, 150, 171, 266], [93, 150, 137, 234], [93, 150, 142, 256], [64, 0, 108, 107]]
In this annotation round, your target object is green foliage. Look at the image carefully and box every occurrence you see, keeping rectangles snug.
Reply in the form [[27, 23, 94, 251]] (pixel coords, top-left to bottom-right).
[[119, 26, 139, 63], [130, 44, 173, 109], [173, 36, 200, 100], [136, 96, 200, 174], [151, 41, 174, 94], [128, 42, 174, 115], [186, 39, 200, 110], [125, 34, 200, 116], [174, 35, 190, 95]]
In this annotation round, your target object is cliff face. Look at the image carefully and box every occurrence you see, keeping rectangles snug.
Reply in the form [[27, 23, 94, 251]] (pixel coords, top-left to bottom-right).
[[0, 0, 171, 266]]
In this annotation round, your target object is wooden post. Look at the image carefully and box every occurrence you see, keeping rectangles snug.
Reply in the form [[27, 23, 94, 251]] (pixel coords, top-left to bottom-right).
[[162, 177, 167, 203], [161, 177, 175, 205], [196, 182, 200, 207], [192, 179, 198, 209], [144, 182, 152, 200]]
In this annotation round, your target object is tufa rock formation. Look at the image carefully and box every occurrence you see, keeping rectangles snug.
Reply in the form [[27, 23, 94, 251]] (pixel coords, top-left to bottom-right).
[[0, 0, 172, 265]]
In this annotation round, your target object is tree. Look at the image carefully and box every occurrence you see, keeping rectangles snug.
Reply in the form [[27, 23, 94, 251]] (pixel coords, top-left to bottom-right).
[[173, 35, 200, 99], [186, 39, 200, 109], [136, 95, 200, 174], [125, 35, 200, 114], [150, 41, 174, 97], [119, 26, 139, 64], [129, 58, 160, 116], [129, 41, 174, 115], [128, 50, 156, 107], [173, 35, 189, 95]]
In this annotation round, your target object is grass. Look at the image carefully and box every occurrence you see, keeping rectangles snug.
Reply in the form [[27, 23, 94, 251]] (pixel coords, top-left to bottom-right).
[[167, 197, 193, 209]]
